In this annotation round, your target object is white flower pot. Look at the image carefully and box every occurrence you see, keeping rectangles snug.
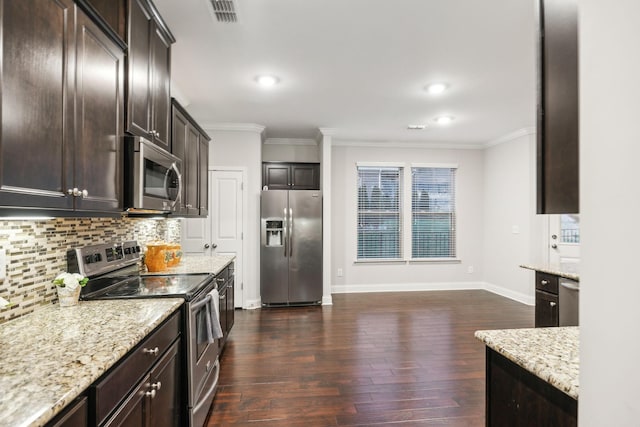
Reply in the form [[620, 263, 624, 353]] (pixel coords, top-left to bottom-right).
[[56, 286, 81, 307]]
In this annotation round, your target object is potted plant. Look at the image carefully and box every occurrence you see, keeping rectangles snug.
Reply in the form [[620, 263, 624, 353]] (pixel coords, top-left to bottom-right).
[[53, 273, 88, 307]]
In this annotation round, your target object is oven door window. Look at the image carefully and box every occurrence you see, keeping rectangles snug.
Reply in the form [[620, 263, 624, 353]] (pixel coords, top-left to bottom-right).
[[195, 300, 214, 361], [144, 159, 180, 201]]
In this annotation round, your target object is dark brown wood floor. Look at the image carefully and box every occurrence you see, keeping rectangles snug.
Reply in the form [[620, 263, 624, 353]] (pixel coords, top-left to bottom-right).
[[206, 290, 533, 426]]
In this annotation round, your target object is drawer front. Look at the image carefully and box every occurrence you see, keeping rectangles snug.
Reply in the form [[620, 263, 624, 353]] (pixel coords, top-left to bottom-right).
[[535, 272, 559, 294], [94, 310, 181, 424]]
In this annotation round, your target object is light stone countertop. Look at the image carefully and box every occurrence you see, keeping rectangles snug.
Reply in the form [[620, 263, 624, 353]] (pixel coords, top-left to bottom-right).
[[143, 254, 235, 277], [475, 327, 579, 399], [0, 298, 183, 427], [520, 263, 580, 281]]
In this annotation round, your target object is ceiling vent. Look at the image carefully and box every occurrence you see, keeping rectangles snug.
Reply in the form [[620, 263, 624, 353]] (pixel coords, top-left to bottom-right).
[[208, 0, 239, 23]]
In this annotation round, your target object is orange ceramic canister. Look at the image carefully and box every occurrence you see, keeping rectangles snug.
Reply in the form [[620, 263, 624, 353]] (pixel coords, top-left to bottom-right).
[[145, 242, 169, 272], [166, 243, 182, 267]]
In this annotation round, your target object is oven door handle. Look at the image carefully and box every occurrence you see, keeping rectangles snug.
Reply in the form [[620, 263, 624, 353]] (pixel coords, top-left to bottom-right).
[[190, 293, 212, 312], [192, 359, 220, 413]]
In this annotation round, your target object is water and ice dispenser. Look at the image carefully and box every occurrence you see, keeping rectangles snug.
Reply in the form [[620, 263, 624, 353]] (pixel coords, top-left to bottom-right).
[[265, 219, 283, 246]]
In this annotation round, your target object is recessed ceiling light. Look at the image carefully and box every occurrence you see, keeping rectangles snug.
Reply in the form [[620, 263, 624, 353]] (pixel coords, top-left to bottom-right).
[[425, 83, 448, 95], [434, 115, 455, 125], [255, 75, 279, 87], [407, 124, 427, 130]]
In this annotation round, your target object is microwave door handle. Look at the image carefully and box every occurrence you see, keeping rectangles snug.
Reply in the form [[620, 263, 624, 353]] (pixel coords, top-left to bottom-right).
[[168, 162, 182, 210]]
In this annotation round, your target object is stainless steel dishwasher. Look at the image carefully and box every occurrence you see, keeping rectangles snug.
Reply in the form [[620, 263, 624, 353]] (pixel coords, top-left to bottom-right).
[[559, 278, 580, 326]]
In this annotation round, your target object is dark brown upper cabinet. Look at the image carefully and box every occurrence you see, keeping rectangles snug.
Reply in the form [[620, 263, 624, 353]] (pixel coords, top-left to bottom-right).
[[126, 0, 175, 151], [537, 0, 579, 214], [0, 0, 124, 215], [263, 162, 320, 190], [171, 100, 211, 218], [76, 0, 127, 42]]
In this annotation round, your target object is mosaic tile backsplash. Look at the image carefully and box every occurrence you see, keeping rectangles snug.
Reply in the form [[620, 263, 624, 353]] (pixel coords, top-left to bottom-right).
[[0, 217, 181, 323]]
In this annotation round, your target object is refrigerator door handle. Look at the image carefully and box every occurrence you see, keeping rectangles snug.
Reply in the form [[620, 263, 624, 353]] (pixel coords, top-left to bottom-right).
[[289, 208, 293, 256], [283, 207, 288, 257]]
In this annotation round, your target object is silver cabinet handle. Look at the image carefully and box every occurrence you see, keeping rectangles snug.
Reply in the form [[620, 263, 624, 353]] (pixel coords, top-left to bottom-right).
[[216, 277, 225, 283], [151, 381, 162, 390], [186, 204, 193, 208], [143, 347, 159, 356], [67, 188, 76, 195], [541, 280, 548, 285], [81, 189, 88, 198], [549, 301, 557, 307], [145, 389, 156, 399]]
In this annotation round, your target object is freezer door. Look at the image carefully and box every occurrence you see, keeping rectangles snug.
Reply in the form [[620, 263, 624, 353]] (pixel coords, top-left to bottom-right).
[[288, 191, 323, 303], [260, 190, 289, 304]]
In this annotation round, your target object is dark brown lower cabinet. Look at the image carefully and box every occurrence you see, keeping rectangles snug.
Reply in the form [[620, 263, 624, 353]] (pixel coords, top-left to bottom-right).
[[217, 263, 235, 352], [535, 290, 559, 327], [486, 348, 577, 427], [46, 396, 88, 427]]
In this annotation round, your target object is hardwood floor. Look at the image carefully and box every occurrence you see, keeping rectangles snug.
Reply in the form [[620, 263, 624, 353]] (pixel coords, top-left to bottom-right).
[[206, 290, 533, 426]]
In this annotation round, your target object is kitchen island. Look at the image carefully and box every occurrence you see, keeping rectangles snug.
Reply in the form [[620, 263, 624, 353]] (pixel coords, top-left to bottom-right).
[[475, 327, 578, 426], [0, 299, 183, 427]]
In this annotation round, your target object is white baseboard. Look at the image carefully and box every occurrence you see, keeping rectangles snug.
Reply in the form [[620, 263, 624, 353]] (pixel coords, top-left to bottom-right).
[[332, 281, 485, 294], [331, 281, 535, 306], [244, 298, 262, 310], [322, 295, 333, 305], [483, 282, 535, 306]]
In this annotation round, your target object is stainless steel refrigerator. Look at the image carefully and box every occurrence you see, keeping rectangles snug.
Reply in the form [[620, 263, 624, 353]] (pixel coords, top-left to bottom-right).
[[260, 190, 322, 305]]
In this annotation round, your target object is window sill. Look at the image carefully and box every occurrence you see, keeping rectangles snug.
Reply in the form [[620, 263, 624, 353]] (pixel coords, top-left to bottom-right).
[[353, 258, 461, 265]]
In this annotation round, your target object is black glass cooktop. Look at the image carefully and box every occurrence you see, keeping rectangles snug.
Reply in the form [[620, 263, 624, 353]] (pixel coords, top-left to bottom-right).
[[81, 273, 214, 301]]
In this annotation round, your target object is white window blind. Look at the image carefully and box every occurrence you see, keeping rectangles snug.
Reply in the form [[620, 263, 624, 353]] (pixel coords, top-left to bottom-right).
[[357, 166, 402, 259], [411, 167, 456, 258]]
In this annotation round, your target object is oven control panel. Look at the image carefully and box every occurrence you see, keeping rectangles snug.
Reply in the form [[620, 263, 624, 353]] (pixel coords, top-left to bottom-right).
[[68, 241, 141, 277]]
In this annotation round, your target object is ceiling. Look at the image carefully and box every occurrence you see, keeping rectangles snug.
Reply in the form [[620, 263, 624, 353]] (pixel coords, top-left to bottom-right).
[[153, 0, 536, 145]]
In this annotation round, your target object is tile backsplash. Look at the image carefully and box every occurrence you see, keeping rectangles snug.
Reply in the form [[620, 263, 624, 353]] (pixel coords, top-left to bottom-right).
[[0, 217, 181, 323]]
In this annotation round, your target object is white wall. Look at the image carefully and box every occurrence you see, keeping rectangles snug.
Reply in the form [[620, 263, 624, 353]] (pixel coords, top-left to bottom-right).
[[482, 131, 542, 305], [331, 143, 485, 292], [262, 141, 320, 162], [579, 2, 640, 424], [208, 126, 263, 308]]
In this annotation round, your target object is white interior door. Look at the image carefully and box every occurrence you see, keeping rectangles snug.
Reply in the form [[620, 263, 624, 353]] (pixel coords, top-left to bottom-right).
[[211, 169, 244, 308], [549, 214, 580, 265]]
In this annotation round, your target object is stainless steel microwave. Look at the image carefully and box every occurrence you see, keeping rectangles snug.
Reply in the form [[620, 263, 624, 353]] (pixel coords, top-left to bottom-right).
[[125, 137, 182, 213]]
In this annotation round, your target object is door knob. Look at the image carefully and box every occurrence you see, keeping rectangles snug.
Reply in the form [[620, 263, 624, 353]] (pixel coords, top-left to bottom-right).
[[551, 234, 558, 240], [204, 244, 210, 249], [551, 244, 558, 249], [212, 243, 218, 249]]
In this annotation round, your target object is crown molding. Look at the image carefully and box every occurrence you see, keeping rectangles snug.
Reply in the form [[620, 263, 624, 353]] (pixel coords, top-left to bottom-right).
[[264, 138, 318, 146], [318, 127, 338, 137], [332, 139, 484, 150], [201, 123, 266, 133], [483, 127, 536, 148]]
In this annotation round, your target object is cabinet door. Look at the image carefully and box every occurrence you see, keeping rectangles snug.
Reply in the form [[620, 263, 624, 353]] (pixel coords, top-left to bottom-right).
[[535, 290, 559, 327], [184, 126, 200, 216], [0, 0, 75, 210], [226, 277, 235, 332], [74, 11, 124, 212], [291, 164, 320, 190], [171, 106, 189, 214], [198, 137, 209, 217], [47, 396, 87, 427], [126, 0, 152, 139], [102, 374, 148, 427], [262, 164, 290, 189], [537, 0, 579, 214], [80, 0, 127, 41], [148, 340, 181, 427], [150, 26, 171, 150]]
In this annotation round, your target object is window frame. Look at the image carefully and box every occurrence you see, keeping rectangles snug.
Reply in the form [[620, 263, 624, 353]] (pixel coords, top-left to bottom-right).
[[354, 162, 459, 263]]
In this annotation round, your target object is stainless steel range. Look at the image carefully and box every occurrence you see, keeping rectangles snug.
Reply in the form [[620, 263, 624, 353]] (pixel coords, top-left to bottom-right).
[[68, 241, 220, 427]]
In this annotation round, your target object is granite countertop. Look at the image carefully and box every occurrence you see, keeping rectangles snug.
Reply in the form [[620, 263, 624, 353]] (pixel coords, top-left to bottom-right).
[[520, 263, 580, 281], [475, 327, 579, 399], [0, 299, 183, 427], [143, 254, 235, 277]]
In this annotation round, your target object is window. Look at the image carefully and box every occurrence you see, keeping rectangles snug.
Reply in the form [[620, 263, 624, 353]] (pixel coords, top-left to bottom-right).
[[560, 214, 580, 243], [357, 166, 402, 259], [356, 164, 457, 261], [411, 167, 456, 258]]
